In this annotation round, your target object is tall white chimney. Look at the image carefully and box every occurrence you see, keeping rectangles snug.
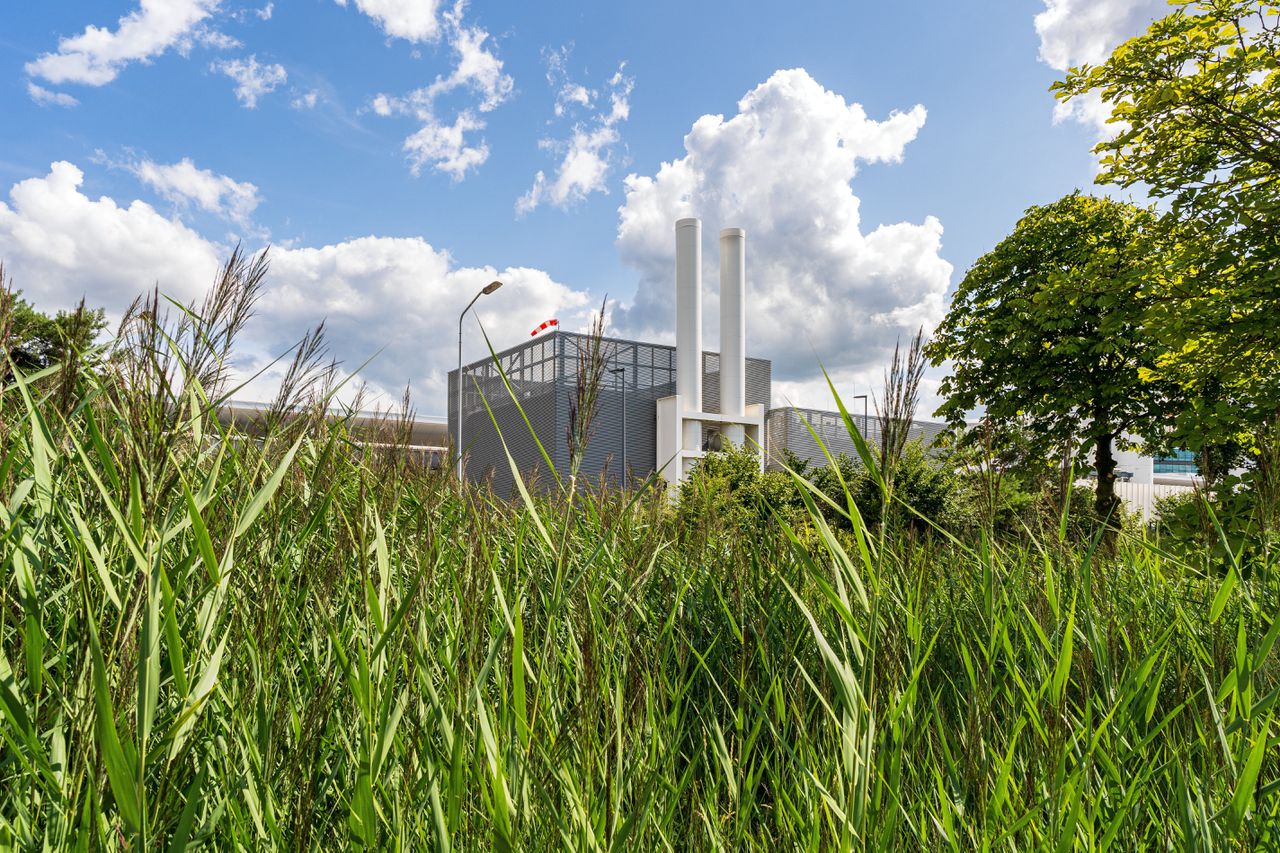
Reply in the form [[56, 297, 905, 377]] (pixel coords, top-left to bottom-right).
[[719, 227, 746, 445], [675, 218, 703, 451], [658, 217, 761, 486]]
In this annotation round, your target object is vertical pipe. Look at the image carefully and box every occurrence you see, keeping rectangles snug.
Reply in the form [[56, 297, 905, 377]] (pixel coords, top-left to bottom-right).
[[719, 227, 746, 446], [620, 371, 627, 485], [675, 218, 703, 455], [675, 218, 702, 409], [456, 316, 464, 480]]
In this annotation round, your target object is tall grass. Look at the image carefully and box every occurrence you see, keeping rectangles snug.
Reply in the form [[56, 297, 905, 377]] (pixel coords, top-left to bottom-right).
[[0, 292, 1277, 849]]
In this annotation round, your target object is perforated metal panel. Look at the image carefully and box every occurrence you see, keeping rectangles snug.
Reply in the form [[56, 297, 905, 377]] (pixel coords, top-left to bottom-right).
[[763, 406, 947, 471]]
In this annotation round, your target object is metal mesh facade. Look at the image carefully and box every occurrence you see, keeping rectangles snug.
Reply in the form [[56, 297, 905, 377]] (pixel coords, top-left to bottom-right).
[[764, 406, 948, 471], [449, 331, 770, 495]]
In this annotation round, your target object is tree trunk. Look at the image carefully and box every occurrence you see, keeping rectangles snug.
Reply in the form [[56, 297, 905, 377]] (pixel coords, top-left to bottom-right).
[[1094, 432, 1121, 547]]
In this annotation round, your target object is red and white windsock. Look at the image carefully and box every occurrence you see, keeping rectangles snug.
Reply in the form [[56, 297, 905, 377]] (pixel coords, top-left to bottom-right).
[[530, 318, 559, 337]]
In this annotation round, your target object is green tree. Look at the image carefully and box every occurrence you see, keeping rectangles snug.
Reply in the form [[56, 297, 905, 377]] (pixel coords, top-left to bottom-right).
[[1053, 0, 1280, 458], [925, 194, 1169, 531], [0, 266, 106, 378]]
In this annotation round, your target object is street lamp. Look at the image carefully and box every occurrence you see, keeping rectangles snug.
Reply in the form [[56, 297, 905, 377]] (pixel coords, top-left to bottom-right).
[[457, 280, 504, 480], [852, 394, 869, 440], [609, 366, 626, 487]]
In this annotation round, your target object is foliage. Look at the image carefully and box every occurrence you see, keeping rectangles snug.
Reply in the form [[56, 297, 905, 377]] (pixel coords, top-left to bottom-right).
[[0, 288, 1277, 849], [1156, 472, 1279, 573], [944, 419, 1139, 541], [1054, 0, 1280, 453], [876, 327, 927, 484], [809, 442, 974, 537], [566, 298, 608, 476], [677, 443, 806, 544], [926, 193, 1169, 530], [0, 265, 106, 377]]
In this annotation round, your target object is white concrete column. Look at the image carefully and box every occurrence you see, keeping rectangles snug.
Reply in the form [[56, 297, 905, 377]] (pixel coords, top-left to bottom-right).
[[675, 218, 703, 453], [719, 227, 746, 447]]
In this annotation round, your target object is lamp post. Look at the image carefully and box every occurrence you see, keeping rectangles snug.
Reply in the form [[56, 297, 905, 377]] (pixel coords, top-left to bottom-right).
[[852, 395, 869, 440], [609, 366, 626, 487], [457, 280, 504, 480]]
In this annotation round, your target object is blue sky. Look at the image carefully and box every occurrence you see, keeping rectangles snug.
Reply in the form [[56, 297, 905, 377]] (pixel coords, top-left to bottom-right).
[[0, 0, 1166, 413]]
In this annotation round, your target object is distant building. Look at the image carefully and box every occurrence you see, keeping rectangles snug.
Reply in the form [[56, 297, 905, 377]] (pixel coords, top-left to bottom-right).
[[218, 399, 450, 466], [765, 406, 946, 471], [1109, 443, 1201, 487], [448, 330, 770, 495]]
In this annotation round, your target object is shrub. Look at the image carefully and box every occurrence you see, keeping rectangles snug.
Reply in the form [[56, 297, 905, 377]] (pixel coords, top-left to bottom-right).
[[804, 441, 974, 536], [1155, 473, 1274, 577], [676, 443, 806, 545]]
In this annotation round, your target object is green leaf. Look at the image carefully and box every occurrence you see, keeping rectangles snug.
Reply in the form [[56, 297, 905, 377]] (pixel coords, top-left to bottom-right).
[[233, 436, 303, 539], [1052, 600, 1076, 706], [1210, 565, 1237, 624], [86, 605, 141, 835], [1227, 715, 1271, 835]]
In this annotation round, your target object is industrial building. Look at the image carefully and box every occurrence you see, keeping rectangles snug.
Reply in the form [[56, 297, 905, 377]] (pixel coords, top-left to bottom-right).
[[448, 332, 772, 494], [448, 218, 945, 493]]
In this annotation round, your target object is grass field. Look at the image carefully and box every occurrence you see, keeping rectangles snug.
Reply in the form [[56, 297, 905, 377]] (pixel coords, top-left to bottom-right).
[[1, 306, 1277, 849]]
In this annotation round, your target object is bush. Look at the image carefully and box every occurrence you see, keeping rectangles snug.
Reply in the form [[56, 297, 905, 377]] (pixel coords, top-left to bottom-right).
[[1155, 474, 1275, 576], [804, 441, 974, 537], [676, 443, 807, 545]]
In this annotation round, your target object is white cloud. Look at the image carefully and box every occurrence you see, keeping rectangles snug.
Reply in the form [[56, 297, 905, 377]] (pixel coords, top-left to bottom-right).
[[130, 157, 262, 228], [613, 68, 952, 405], [543, 46, 594, 117], [291, 89, 320, 110], [402, 111, 489, 179], [517, 125, 619, 214], [370, 2, 512, 178], [256, 2, 274, 20], [556, 83, 591, 116], [334, 0, 441, 42], [427, 4, 514, 111], [27, 82, 79, 108], [1034, 0, 1168, 135], [25, 0, 223, 86], [213, 55, 287, 107], [517, 57, 634, 214], [0, 161, 593, 409], [0, 162, 220, 311], [258, 240, 591, 405], [192, 27, 240, 50]]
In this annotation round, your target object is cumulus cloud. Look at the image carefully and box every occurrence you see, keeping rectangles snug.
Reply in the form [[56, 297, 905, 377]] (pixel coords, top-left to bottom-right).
[[213, 55, 287, 107], [370, 2, 512, 178], [1034, 0, 1168, 135], [27, 83, 79, 108], [0, 161, 592, 408], [613, 68, 952, 407], [257, 241, 591, 404], [334, 0, 441, 42], [25, 0, 225, 87], [129, 157, 262, 228], [0, 162, 220, 311], [517, 52, 634, 214]]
